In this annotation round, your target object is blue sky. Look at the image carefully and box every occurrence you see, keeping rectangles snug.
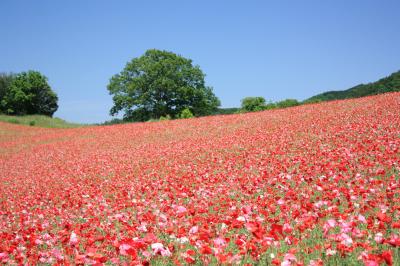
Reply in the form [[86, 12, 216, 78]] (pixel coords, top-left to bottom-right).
[[1, 0, 399, 123]]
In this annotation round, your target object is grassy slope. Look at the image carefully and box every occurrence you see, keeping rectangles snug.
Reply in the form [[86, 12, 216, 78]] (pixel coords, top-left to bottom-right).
[[306, 70, 400, 102], [0, 114, 82, 128]]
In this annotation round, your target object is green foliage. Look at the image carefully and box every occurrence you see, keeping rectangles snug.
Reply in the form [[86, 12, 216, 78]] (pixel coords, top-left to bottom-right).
[[0, 73, 15, 110], [159, 114, 171, 121], [264, 101, 277, 110], [0, 114, 81, 128], [6, 118, 20, 124], [101, 118, 126, 126], [213, 107, 240, 115], [240, 97, 267, 112], [306, 70, 400, 102], [179, 108, 194, 119], [240, 97, 301, 113], [107, 49, 220, 122], [276, 98, 300, 108], [0, 71, 58, 116], [303, 98, 322, 105]]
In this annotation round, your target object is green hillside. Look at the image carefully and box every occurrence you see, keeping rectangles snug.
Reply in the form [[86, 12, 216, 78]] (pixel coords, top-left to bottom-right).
[[305, 70, 400, 103], [0, 114, 82, 128]]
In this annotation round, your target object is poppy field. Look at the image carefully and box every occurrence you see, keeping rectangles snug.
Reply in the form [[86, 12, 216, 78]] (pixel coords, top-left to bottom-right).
[[0, 93, 399, 265]]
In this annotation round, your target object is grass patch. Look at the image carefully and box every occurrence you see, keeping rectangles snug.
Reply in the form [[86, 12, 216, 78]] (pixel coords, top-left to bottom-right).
[[0, 114, 83, 128]]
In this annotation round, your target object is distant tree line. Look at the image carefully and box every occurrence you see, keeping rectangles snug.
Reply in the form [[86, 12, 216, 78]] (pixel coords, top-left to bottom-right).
[[0, 71, 58, 116], [236, 70, 400, 114], [239, 97, 300, 113], [305, 70, 400, 103]]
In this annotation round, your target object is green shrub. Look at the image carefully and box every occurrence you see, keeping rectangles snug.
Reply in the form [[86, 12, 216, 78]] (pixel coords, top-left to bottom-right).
[[159, 115, 171, 121], [7, 118, 20, 124], [179, 108, 194, 119], [276, 99, 300, 108], [101, 118, 125, 125], [213, 108, 240, 115], [29, 120, 36, 126], [303, 98, 322, 104], [240, 97, 267, 112], [264, 102, 277, 110]]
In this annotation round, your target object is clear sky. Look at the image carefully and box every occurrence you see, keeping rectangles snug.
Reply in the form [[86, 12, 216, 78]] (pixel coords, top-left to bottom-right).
[[1, 0, 399, 123]]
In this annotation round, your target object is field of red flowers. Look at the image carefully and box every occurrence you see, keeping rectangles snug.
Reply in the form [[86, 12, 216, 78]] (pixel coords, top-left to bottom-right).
[[0, 93, 399, 265]]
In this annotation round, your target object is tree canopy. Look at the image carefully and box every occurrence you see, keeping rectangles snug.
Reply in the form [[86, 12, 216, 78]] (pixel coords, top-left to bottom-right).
[[240, 97, 266, 112], [107, 49, 220, 121], [0, 71, 58, 116], [0, 73, 14, 105]]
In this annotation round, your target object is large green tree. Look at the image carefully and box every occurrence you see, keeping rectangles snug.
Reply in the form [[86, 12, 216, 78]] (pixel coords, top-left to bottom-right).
[[108, 49, 220, 121], [1, 71, 58, 116]]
